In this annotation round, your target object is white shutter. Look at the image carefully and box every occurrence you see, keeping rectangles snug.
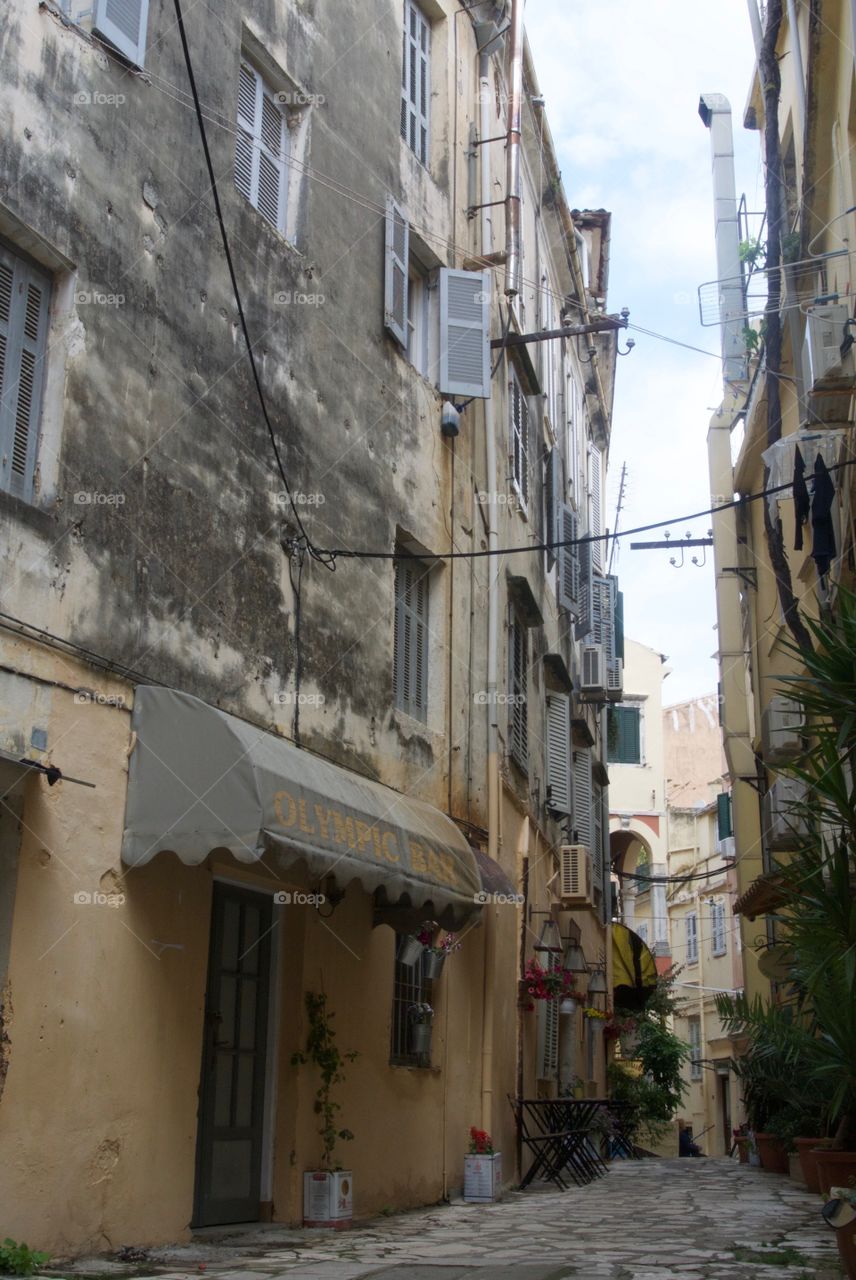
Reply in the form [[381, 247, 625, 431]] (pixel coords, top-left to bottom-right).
[[592, 575, 616, 661], [439, 269, 490, 398], [234, 63, 288, 235], [401, 0, 431, 165], [590, 447, 603, 572], [509, 370, 530, 506], [572, 748, 593, 849], [0, 245, 49, 502], [546, 693, 571, 814], [394, 558, 428, 720], [384, 197, 409, 347], [536, 962, 559, 1079], [591, 781, 603, 897], [558, 504, 580, 613], [686, 912, 698, 963], [93, 0, 149, 68], [234, 64, 256, 203]]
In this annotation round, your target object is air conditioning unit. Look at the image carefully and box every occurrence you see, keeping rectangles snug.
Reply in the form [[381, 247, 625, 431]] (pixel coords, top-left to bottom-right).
[[580, 644, 605, 695], [606, 657, 623, 701], [802, 303, 849, 391], [716, 835, 736, 859], [559, 844, 593, 906], [761, 695, 804, 764], [764, 776, 809, 851]]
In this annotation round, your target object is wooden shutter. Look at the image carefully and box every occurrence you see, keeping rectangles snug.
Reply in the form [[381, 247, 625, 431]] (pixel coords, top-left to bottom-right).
[[614, 587, 625, 661], [544, 447, 562, 569], [546, 693, 571, 814], [509, 371, 530, 506], [574, 530, 594, 638], [0, 244, 49, 502], [591, 780, 604, 899], [712, 902, 726, 954], [234, 63, 287, 234], [686, 912, 698, 962], [590, 446, 603, 572], [608, 707, 640, 764], [384, 196, 409, 347], [536, 968, 559, 1080], [394, 558, 428, 720], [572, 748, 593, 849], [439, 268, 490, 398], [592, 575, 616, 661], [509, 614, 528, 766], [401, 0, 430, 165], [717, 793, 733, 839], [235, 64, 256, 203], [558, 504, 580, 613], [93, 0, 149, 67]]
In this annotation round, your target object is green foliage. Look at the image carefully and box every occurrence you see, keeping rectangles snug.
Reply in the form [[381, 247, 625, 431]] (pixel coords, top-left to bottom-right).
[[609, 973, 690, 1141], [291, 991, 358, 1170], [739, 236, 766, 267], [0, 1240, 49, 1276]]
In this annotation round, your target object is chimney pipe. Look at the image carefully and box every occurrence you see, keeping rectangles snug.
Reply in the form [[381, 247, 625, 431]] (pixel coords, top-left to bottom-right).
[[504, 0, 524, 296], [699, 93, 748, 387]]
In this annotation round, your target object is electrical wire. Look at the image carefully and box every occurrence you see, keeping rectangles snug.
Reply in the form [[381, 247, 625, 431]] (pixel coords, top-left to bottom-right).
[[170, 0, 334, 570]]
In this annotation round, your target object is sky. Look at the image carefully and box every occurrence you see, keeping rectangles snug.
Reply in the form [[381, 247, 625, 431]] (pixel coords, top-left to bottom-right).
[[525, 0, 760, 703]]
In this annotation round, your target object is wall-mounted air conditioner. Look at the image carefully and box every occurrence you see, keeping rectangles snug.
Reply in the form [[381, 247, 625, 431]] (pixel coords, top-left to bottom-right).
[[761, 695, 804, 765], [580, 645, 605, 695], [764, 776, 809, 851], [716, 835, 736, 859], [802, 304, 849, 392], [559, 844, 593, 906], [606, 657, 623, 702]]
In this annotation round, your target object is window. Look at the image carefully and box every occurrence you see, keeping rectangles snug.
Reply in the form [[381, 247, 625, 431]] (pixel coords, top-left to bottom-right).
[[390, 936, 430, 1065], [508, 611, 528, 768], [688, 1016, 703, 1080], [406, 265, 430, 376], [545, 692, 571, 814], [393, 555, 429, 721], [401, 0, 430, 166], [235, 61, 298, 240], [716, 793, 733, 840], [607, 705, 642, 764], [712, 901, 727, 956], [60, 0, 149, 67], [536, 957, 559, 1080], [686, 911, 699, 964], [0, 241, 50, 502], [509, 368, 530, 509], [572, 747, 593, 849]]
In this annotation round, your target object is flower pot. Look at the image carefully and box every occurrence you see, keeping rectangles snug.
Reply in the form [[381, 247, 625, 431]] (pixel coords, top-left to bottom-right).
[[734, 1135, 750, 1165], [559, 997, 577, 1015], [399, 936, 425, 966], [464, 1152, 502, 1202], [410, 1021, 432, 1054], [814, 1150, 856, 1199], [424, 950, 446, 980], [832, 1209, 856, 1280], [755, 1132, 790, 1175], [303, 1170, 353, 1229], [795, 1137, 832, 1193]]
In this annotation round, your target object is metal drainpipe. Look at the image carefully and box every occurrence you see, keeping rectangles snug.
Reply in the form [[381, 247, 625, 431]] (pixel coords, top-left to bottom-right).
[[504, 0, 524, 296], [480, 48, 500, 1135], [699, 94, 748, 386]]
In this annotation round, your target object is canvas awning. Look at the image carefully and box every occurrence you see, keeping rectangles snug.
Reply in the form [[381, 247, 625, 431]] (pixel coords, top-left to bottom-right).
[[612, 922, 658, 1011], [122, 687, 483, 927]]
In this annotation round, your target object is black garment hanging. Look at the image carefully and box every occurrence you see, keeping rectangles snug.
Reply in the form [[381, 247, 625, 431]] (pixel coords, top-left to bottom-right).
[[793, 445, 810, 551], [811, 454, 836, 576]]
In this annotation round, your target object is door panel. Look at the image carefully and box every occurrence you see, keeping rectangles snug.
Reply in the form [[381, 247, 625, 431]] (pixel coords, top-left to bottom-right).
[[194, 884, 273, 1226]]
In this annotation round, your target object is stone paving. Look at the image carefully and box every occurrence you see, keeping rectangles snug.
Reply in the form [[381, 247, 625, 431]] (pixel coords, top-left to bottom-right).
[[56, 1160, 842, 1280]]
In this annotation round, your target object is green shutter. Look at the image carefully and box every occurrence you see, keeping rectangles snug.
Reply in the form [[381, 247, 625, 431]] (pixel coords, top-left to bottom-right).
[[717, 793, 732, 839], [607, 707, 640, 764]]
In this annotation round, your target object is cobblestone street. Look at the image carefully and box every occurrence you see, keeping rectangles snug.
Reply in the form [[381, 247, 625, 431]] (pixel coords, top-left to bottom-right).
[[59, 1161, 842, 1280]]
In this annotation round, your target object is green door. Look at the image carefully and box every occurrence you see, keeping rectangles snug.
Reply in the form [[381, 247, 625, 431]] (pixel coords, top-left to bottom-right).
[[193, 884, 273, 1226]]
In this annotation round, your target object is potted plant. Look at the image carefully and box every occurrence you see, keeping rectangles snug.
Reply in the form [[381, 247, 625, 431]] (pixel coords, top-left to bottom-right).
[[520, 958, 578, 1010], [417, 924, 462, 980], [291, 991, 358, 1229], [463, 1126, 501, 1202], [399, 934, 425, 966], [408, 1002, 434, 1057]]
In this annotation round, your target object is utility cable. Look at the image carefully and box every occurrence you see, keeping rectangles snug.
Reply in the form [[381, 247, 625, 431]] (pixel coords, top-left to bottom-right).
[[170, 0, 334, 570]]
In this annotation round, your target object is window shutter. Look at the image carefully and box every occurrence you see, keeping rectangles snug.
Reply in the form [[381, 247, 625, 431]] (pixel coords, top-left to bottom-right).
[[574, 530, 594, 638], [544, 447, 560, 569], [557, 504, 580, 612], [536, 960, 559, 1079], [614, 588, 625, 662], [509, 615, 528, 766], [589, 447, 603, 572], [401, 1, 431, 165], [93, 0, 149, 67], [591, 575, 615, 661], [0, 245, 49, 502], [686, 912, 698, 962], [439, 268, 490, 398], [717, 793, 733, 839], [572, 748, 593, 848], [712, 902, 727, 955], [394, 559, 428, 721], [509, 371, 530, 506], [545, 693, 571, 814], [384, 196, 409, 347], [234, 64, 257, 203], [257, 92, 285, 229], [591, 780, 603, 897]]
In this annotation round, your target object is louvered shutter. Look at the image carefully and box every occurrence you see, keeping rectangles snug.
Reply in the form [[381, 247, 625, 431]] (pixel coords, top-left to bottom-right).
[[544, 447, 562, 569], [572, 748, 593, 849], [591, 780, 604, 898], [614, 587, 625, 661], [509, 372, 530, 506], [546, 693, 571, 814], [557, 504, 580, 613], [536, 966, 559, 1079], [686, 913, 698, 963], [574, 530, 595, 638], [384, 197, 409, 347], [590, 447, 603, 572], [592, 575, 616, 661], [0, 245, 49, 502], [394, 559, 428, 721], [235, 64, 256, 203], [234, 63, 288, 235], [401, 0, 430, 165], [509, 614, 528, 767], [93, 0, 149, 67], [439, 269, 490, 397], [257, 92, 285, 228]]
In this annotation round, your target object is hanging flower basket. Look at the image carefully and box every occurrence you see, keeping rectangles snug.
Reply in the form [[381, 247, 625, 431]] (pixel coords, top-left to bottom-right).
[[424, 950, 446, 980], [399, 935, 425, 966], [521, 958, 578, 1002]]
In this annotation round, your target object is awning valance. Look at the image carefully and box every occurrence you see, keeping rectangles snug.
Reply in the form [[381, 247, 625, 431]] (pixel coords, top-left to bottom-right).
[[122, 688, 482, 927]]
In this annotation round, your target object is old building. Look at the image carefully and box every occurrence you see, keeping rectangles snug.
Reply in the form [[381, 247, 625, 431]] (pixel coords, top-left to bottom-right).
[[0, 0, 621, 1252]]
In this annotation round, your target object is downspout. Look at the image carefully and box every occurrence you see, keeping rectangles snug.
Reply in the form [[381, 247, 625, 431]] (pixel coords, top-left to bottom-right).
[[480, 46, 500, 1135], [504, 0, 524, 297]]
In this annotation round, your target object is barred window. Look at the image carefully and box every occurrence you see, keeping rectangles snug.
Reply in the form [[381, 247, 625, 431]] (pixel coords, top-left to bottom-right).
[[390, 936, 430, 1066]]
